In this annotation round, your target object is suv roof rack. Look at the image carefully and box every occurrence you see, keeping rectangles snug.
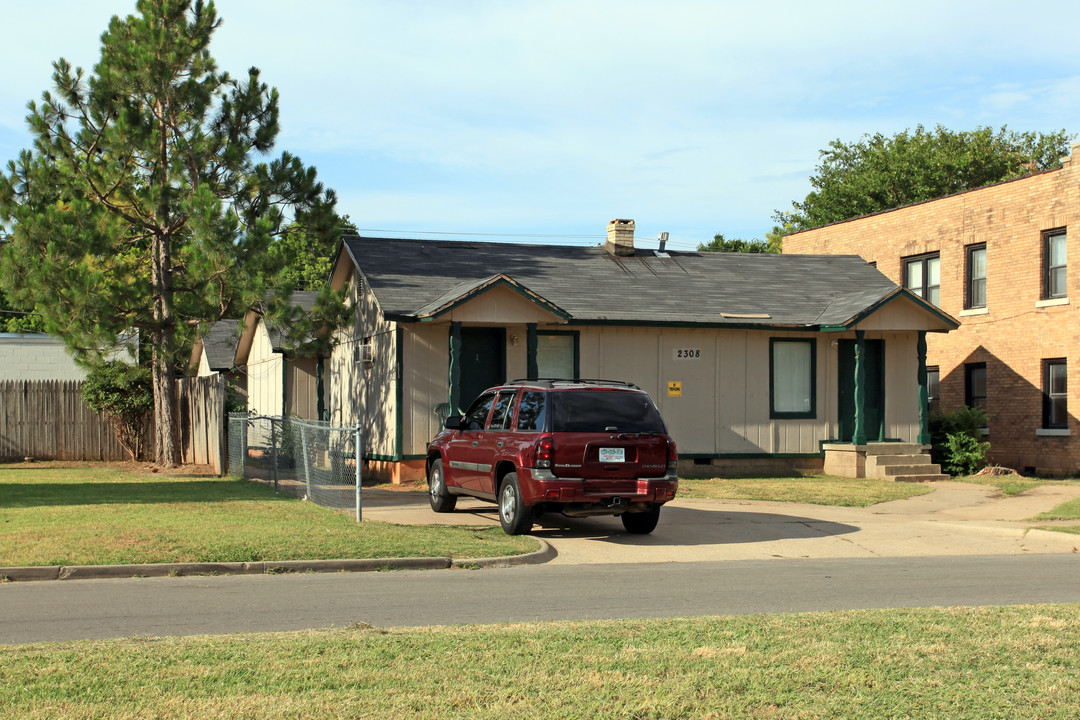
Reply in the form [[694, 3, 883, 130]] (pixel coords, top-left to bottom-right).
[[505, 378, 642, 390]]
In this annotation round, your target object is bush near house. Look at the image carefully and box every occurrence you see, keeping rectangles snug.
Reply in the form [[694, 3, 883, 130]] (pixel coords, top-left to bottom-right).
[[930, 406, 990, 476]]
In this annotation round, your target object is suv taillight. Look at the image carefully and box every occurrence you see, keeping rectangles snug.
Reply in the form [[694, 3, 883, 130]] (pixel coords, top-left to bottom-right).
[[535, 435, 553, 469], [667, 439, 678, 470]]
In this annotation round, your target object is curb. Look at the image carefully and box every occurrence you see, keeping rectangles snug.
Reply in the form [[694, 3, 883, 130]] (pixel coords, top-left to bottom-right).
[[0, 539, 555, 582]]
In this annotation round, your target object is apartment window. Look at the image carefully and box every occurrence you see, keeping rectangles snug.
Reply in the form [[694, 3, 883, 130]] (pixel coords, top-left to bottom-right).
[[1043, 229, 1067, 299], [904, 253, 940, 306], [770, 338, 816, 418], [1043, 359, 1067, 429], [927, 366, 940, 414], [966, 244, 987, 309], [965, 362, 987, 427]]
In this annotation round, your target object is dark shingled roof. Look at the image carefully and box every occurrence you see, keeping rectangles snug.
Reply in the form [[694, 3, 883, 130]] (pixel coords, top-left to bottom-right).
[[265, 291, 320, 349], [341, 236, 907, 328], [201, 320, 240, 370]]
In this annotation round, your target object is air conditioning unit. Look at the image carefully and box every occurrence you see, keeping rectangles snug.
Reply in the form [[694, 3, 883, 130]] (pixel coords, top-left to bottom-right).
[[355, 341, 374, 364]]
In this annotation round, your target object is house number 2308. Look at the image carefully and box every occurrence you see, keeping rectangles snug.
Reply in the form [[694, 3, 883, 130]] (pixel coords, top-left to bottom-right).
[[674, 348, 701, 359]]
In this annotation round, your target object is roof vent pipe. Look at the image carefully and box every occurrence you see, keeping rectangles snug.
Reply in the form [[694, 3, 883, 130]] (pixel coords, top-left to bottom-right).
[[658, 232, 668, 253], [605, 219, 636, 256]]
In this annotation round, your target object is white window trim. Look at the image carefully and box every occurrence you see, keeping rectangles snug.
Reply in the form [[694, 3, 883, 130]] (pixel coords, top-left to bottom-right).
[[1035, 428, 1071, 437], [1035, 297, 1070, 308], [958, 308, 989, 317]]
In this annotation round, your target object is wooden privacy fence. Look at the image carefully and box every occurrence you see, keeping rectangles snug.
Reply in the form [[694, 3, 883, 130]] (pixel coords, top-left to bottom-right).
[[176, 374, 225, 473], [0, 375, 225, 473], [0, 380, 127, 461]]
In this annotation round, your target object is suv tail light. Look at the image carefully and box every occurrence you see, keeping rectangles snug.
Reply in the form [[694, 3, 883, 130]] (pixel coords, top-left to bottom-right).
[[534, 435, 553, 469], [667, 439, 678, 470]]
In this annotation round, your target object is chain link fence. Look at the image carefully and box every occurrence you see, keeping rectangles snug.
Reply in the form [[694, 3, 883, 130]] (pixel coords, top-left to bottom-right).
[[227, 413, 363, 521]]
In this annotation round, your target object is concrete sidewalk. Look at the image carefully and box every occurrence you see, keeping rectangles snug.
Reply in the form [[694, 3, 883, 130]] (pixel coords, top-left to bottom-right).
[[360, 481, 1080, 565]]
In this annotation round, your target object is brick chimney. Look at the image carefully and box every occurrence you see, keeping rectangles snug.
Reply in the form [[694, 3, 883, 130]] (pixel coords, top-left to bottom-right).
[[605, 219, 635, 256]]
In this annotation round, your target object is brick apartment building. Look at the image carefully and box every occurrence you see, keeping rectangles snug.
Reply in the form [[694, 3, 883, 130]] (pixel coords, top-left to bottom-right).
[[785, 141, 1080, 476]]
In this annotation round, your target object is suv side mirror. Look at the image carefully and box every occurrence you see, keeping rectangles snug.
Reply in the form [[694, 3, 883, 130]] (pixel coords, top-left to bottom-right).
[[444, 415, 463, 430]]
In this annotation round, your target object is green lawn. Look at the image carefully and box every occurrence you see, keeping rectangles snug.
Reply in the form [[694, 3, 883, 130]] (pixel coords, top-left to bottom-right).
[[3, 605, 1079, 719], [0, 464, 534, 567], [947, 474, 1051, 497], [677, 474, 933, 506]]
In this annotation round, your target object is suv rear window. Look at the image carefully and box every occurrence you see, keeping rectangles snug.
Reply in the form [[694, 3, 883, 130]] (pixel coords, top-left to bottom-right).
[[550, 390, 666, 433]]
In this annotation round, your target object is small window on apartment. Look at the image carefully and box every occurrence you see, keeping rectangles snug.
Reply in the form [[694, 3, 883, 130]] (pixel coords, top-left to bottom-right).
[[966, 244, 986, 309], [965, 362, 987, 428], [927, 366, 940, 414], [1043, 229, 1067, 299], [1043, 359, 1067, 429], [770, 338, 816, 419], [904, 252, 941, 306]]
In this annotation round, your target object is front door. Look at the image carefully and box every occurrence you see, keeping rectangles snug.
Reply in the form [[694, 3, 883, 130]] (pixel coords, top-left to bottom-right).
[[459, 327, 506, 410], [838, 339, 885, 443]]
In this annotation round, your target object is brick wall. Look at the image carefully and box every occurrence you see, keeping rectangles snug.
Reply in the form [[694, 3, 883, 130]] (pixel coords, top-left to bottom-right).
[[785, 143, 1080, 475]]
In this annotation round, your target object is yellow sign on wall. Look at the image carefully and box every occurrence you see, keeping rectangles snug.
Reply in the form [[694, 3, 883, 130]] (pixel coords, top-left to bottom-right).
[[667, 381, 682, 397]]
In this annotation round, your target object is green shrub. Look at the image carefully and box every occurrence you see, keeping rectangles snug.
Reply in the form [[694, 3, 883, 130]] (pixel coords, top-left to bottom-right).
[[942, 432, 991, 476], [82, 362, 153, 461], [929, 406, 990, 476]]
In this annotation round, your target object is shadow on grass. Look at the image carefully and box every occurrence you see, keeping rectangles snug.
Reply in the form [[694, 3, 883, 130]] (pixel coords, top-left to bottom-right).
[[0, 480, 295, 508]]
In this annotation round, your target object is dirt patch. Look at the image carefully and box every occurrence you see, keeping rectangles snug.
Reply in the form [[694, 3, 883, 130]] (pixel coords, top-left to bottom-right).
[[975, 466, 1026, 478], [0, 460, 218, 477]]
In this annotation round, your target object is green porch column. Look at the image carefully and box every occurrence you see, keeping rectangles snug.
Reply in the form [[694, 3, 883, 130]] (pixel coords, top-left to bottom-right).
[[917, 330, 931, 445], [316, 356, 326, 421], [852, 330, 867, 446], [526, 323, 539, 380], [449, 322, 462, 414]]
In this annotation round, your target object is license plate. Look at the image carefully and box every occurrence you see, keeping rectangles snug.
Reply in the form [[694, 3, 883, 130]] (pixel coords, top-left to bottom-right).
[[599, 447, 625, 463]]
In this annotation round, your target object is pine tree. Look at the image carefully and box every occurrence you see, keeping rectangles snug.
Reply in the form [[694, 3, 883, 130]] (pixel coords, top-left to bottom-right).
[[0, 0, 344, 465]]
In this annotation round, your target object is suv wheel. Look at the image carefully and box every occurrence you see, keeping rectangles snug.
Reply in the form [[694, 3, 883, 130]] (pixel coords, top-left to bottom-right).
[[428, 459, 457, 513], [621, 505, 661, 534], [498, 472, 533, 535]]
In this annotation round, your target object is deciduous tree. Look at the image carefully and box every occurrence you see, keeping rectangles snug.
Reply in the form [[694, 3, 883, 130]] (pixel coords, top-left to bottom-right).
[[776, 125, 1072, 231]]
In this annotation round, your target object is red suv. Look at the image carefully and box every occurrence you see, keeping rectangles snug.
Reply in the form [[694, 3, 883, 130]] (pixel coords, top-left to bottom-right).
[[426, 379, 678, 535]]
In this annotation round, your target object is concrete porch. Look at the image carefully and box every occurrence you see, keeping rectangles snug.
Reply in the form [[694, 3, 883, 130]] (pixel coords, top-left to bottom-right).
[[824, 442, 949, 482]]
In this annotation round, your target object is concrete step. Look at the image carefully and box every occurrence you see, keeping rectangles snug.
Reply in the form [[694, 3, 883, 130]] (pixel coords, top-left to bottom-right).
[[890, 473, 950, 483], [865, 442, 926, 456], [879, 464, 942, 478], [868, 454, 935, 467]]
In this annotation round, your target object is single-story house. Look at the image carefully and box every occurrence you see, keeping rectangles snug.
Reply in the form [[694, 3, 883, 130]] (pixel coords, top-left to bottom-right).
[[234, 292, 329, 420], [0, 331, 138, 381], [328, 219, 958, 483]]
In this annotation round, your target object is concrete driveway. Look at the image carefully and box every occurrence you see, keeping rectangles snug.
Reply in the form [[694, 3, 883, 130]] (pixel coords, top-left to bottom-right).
[[360, 481, 1080, 564]]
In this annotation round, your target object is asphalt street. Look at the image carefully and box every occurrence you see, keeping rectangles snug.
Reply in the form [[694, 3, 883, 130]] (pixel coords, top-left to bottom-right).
[[4, 554, 1080, 644]]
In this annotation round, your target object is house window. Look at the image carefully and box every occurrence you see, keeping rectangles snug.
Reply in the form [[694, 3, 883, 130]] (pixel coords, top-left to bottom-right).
[[927, 366, 940, 414], [770, 338, 816, 418], [965, 362, 987, 427], [537, 331, 579, 379], [904, 253, 940, 306], [1044, 359, 1067, 429], [966, 244, 986, 309], [1044, 229, 1067, 299]]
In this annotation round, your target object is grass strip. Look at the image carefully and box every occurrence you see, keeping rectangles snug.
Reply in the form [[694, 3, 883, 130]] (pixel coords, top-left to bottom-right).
[[948, 475, 1049, 497], [0, 465, 534, 566], [677, 475, 933, 506], [2, 605, 1079, 719]]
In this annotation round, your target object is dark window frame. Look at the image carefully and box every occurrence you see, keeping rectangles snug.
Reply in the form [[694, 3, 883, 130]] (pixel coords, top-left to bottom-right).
[[965, 362, 987, 428], [926, 365, 940, 415], [903, 252, 941, 306], [1043, 358, 1068, 429], [1042, 228, 1067, 300], [769, 337, 817, 420], [536, 330, 580, 379], [965, 243, 987, 309]]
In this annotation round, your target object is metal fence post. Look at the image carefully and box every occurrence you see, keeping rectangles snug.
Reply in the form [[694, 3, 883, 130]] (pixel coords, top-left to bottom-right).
[[301, 422, 312, 501], [355, 425, 362, 522], [239, 416, 247, 479], [270, 418, 279, 491]]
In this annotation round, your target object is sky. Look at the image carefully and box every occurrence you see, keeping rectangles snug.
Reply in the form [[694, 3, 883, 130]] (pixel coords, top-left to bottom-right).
[[1, 0, 1078, 253]]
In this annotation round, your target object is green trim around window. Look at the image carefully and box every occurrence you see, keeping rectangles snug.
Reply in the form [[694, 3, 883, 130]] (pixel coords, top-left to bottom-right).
[[769, 337, 817, 420], [537, 329, 580, 379]]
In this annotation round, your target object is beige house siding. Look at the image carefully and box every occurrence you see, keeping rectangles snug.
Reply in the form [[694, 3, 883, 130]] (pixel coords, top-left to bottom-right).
[[330, 270, 399, 458], [244, 322, 284, 417]]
